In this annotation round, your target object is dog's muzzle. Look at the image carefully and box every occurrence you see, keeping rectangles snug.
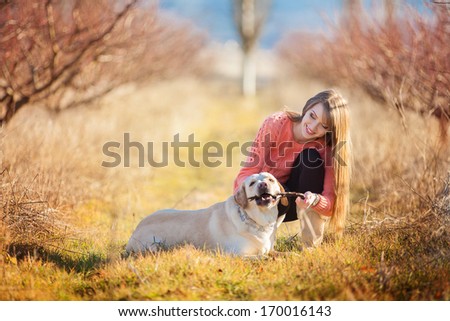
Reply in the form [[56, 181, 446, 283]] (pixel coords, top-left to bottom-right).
[[248, 193, 278, 207], [247, 181, 280, 206]]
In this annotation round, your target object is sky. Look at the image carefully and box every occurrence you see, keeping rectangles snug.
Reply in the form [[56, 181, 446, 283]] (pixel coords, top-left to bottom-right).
[[159, 0, 432, 48]]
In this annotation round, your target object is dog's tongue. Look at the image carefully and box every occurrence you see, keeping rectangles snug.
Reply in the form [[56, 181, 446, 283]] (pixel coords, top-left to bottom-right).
[[261, 194, 271, 201]]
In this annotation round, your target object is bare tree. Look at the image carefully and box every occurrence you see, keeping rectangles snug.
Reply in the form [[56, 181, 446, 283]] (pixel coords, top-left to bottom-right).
[[0, 0, 207, 125], [278, 3, 449, 143], [384, 0, 396, 23], [232, 0, 271, 96], [0, 0, 138, 123], [342, 0, 362, 29]]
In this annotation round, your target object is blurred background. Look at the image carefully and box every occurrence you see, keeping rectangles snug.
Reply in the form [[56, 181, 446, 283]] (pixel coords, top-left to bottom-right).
[[161, 0, 429, 47], [0, 0, 448, 300]]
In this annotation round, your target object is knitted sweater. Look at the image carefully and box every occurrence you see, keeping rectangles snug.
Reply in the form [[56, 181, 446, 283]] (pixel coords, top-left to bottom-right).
[[234, 112, 335, 217]]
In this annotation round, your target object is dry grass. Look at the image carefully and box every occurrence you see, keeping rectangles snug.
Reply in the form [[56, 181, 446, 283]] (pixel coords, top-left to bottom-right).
[[1, 1, 208, 124], [0, 73, 448, 300]]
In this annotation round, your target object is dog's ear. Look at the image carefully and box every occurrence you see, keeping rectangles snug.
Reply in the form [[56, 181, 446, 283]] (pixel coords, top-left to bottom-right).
[[277, 182, 289, 207], [234, 183, 248, 208]]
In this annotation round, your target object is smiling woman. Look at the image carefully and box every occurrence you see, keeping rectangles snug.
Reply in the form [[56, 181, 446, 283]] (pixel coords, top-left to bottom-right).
[[292, 103, 330, 142], [234, 89, 352, 247]]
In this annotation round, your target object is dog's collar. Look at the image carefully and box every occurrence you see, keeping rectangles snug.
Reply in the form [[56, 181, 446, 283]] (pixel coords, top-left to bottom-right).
[[235, 204, 275, 233]]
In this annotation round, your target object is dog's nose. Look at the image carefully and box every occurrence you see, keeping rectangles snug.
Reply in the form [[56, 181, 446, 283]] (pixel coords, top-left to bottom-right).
[[257, 181, 268, 191]]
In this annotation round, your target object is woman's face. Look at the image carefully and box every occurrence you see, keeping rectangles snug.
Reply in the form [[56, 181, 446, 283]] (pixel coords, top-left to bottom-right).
[[297, 103, 330, 141]]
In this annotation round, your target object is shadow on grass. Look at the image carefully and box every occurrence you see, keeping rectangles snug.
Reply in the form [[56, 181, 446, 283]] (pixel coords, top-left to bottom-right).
[[6, 243, 111, 274]]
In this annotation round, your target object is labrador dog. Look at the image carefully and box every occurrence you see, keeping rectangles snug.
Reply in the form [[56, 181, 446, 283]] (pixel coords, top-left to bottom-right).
[[125, 172, 288, 256]]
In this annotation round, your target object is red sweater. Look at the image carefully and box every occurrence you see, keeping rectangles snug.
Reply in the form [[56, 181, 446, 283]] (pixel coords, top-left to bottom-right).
[[234, 112, 335, 217]]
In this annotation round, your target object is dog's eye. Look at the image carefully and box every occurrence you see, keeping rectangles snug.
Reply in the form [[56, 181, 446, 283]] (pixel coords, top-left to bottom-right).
[[249, 181, 256, 187], [269, 178, 274, 183]]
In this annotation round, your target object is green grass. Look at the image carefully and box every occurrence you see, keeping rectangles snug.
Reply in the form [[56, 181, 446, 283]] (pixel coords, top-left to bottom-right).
[[0, 77, 448, 301]]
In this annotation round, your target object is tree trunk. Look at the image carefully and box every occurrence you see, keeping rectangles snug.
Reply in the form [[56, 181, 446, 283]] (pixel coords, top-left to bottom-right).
[[233, 0, 271, 97], [384, 0, 396, 22], [242, 48, 256, 96]]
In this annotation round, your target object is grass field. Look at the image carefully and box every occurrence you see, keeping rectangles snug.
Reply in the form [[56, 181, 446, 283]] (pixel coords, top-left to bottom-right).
[[0, 73, 448, 300]]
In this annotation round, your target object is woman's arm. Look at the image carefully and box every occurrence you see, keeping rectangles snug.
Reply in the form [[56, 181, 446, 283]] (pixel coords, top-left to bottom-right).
[[313, 164, 335, 216]]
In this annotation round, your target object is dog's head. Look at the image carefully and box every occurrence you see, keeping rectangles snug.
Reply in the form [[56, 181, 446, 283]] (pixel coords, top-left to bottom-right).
[[234, 172, 288, 210]]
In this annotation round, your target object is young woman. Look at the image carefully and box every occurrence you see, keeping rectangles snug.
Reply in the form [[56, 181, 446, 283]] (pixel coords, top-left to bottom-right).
[[234, 89, 352, 247]]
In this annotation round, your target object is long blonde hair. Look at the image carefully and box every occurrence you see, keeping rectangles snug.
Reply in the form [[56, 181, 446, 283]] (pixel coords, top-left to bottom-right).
[[286, 89, 352, 235]]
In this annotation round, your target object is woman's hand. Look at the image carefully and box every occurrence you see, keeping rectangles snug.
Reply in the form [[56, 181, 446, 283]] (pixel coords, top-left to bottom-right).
[[295, 191, 320, 210]]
